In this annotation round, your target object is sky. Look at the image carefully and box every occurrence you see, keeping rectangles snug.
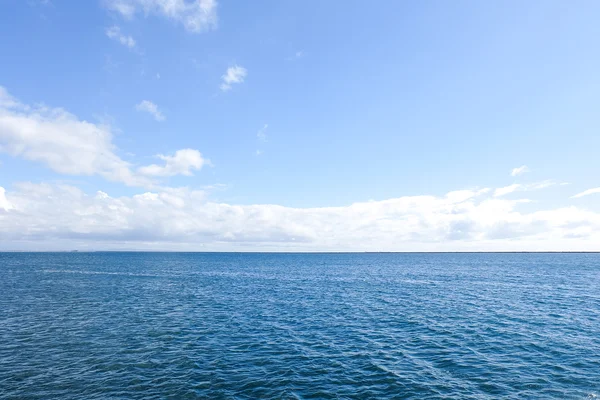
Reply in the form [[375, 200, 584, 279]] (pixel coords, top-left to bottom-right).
[[0, 0, 599, 251]]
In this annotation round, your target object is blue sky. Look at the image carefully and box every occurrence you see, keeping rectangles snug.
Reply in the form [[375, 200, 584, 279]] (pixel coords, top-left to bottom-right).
[[0, 0, 599, 251]]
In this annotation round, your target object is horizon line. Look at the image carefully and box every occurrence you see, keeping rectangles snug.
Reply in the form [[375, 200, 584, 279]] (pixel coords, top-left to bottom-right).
[[1, 251, 599, 254]]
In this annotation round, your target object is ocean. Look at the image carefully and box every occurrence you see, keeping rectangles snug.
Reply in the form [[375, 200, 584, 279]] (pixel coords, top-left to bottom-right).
[[0, 252, 598, 399]]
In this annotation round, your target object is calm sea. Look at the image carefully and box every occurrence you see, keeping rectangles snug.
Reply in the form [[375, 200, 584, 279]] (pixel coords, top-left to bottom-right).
[[0, 252, 599, 399]]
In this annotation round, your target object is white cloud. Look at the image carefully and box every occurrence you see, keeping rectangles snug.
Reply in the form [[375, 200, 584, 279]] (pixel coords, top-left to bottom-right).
[[572, 187, 600, 198], [0, 87, 145, 186], [105, 26, 136, 49], [220, 65, 247, 91], [0, 183, 599, 251], [104, 0, 217, 33], [138, 149, 210, 177], [494, 184, 521, 197], [494, 180, 559, 197], [511, 165, 530, 176], [135, 100, 165, 121], [0, 187, 13, 211], [257, 124, 267, 142], [255, 149, 263, 156], [0, 86, 205, 187]]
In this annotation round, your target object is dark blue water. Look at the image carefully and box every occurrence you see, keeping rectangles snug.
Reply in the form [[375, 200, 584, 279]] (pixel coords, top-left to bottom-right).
[[1, 253, 599, 399]]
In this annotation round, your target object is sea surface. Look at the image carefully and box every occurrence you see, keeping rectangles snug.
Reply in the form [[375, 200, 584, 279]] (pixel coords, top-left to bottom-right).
[[0, 252, 599, 399]]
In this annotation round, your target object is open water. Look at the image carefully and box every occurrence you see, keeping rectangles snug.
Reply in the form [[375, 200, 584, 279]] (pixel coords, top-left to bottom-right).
[[0, 252, 599, 399]]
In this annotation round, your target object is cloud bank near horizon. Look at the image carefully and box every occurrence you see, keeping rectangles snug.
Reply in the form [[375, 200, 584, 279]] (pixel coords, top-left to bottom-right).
[[0, 86, 598, 251], [0, 182, 598, 251]]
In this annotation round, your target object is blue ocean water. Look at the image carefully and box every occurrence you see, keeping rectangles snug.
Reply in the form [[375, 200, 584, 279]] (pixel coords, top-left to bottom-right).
[[0, 252, 599, 399]]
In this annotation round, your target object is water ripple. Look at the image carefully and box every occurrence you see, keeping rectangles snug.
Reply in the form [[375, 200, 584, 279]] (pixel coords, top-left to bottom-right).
[[1, 252, 599, 399]]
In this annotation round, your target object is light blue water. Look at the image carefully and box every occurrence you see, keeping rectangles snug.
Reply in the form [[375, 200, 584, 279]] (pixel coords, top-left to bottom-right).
[[0, 252, 599, 399]]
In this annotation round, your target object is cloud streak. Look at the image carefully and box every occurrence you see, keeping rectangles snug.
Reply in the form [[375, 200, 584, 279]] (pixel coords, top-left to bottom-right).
[[511, 165, 530, 176], [493, 180, 560, 197], [572, 187, 600, 198]]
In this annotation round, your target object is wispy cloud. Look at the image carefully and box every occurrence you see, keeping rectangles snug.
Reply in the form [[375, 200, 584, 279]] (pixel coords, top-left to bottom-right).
[[104, 0, 218, 33], [494, 180, 561, 197], [511, 165, 530, 176], [494, 184, 522, 197], [257, 124, 268, 142], [572, 187, 600, 198], [105, 26, 136, 49], [220, 65, 247, 91], [103, 54, 120, 73], [255, 124, 268, 156], [135, 100, 165, 121]]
